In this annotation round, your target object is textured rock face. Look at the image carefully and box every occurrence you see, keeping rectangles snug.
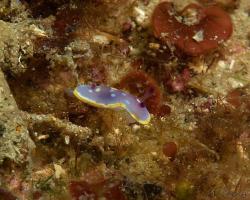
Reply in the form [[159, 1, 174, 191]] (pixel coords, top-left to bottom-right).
[[0, 1, 249, 199], [0, 69, 34, 163], [0, 18, 47, 163], [0, 20, 25, 74]]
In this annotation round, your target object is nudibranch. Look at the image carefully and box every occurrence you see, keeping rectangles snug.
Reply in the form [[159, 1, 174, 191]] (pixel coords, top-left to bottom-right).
[[73, 84, 151, 125]]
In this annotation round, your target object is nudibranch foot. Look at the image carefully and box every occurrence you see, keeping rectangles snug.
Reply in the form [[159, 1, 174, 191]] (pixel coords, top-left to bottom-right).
[[73, 84, 151, 125]]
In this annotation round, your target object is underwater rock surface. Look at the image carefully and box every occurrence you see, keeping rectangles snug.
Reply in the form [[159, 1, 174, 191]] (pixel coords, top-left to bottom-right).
[[0, 69, 34, 163], [0, 0, 249, 199]]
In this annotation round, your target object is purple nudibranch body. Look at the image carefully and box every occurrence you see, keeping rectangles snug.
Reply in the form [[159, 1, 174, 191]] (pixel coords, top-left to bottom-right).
[[73, 84, 151, 124]]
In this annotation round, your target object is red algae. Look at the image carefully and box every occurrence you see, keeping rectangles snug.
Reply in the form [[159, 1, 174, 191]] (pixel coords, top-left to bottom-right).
[[69, 168, 105, 199], [152, 2, 233, 56], [69, 181, 98, 200], [69, 169, 126, 200], [226, 90, 242, 107], [119, 70, 162, 115], [103, 183, 127, 200], [156, 104, 171, 117], [70, 181, 126, 200], [32, 191, 43, 200], [163, 142, 178, 161], [0, 188, 17, 200], [226, 88, 250, 110]]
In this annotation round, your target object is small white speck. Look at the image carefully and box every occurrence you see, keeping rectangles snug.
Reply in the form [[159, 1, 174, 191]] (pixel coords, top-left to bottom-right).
[[110, 88, 117, 92], [125, 100, 130, 105], [95, 87, 101, 92], [192, 30, 204, 42], [88, 89, 93, 93], [229, 59, 235, 70], [136, 99, 141, 103], [114, 128, 121, 134], [132, 124, 140, 132], [92, 35, 109, 45], [111, 93, 116, 97], [65, 135, 70, 145], [134, 6, 146, 25], [122, 93, 126, 96]]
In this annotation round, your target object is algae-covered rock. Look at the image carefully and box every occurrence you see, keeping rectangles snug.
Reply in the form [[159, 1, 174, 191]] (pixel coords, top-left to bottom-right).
[[0, 19, 46, 74], [0, 0, 27, 21], [0, 69, 34, 163]]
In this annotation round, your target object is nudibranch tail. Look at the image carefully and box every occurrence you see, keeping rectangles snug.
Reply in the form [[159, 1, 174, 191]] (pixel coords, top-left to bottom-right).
[[73, 84, 151, 125]]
